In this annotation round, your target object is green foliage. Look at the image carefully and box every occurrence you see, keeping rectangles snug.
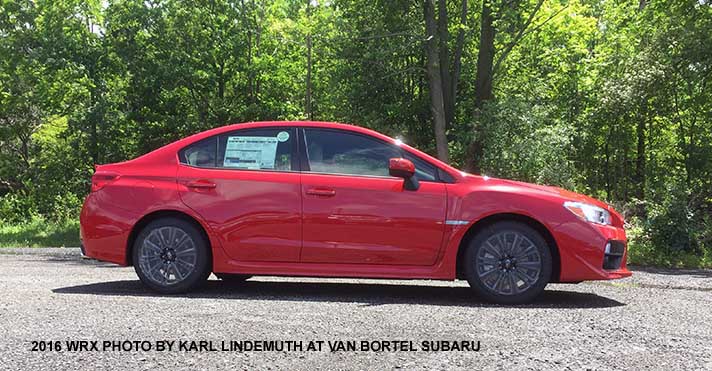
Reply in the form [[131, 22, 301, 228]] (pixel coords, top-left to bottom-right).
[[475, 98, 578, 189], [627, 216, 712, 269], [0, 192, 38, 224], [0, 0, 711, 266]]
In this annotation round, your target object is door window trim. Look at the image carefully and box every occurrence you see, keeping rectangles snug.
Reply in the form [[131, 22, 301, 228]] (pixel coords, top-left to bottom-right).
[[178, 127, 300, 173], [297, 127, 448, 183]]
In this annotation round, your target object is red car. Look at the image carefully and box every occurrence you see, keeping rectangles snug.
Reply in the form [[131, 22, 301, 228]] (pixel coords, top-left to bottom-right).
[[80, 121, 631, 304]]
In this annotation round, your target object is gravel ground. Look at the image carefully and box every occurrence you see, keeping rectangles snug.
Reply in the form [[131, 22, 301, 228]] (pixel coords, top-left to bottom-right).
[[0, 248, 711, 371]]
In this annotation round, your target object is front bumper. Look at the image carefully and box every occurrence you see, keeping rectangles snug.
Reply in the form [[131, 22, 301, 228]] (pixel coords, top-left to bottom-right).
[[555, 221, 632, 282], [603, 240, 626, 270]]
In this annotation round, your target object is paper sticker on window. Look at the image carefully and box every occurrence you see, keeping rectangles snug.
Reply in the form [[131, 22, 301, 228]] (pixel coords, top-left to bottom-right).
[[223, 136, 278, 169]]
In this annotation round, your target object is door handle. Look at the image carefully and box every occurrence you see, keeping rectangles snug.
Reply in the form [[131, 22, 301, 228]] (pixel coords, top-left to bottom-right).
[[186, 180, 216, 189], [306, 188, 336, 197]]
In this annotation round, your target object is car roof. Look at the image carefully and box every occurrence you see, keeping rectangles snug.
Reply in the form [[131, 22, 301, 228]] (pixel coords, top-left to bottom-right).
[[190, 120, 393, 141]]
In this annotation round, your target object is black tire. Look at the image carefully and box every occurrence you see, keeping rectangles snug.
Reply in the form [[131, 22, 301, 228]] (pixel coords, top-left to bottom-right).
[[463, 221, 552, 304], [215, 273, 252, 283], [132, 217, 211, 294]]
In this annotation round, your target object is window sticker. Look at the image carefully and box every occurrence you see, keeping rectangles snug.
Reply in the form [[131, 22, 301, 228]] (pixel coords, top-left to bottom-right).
[[223, 136, 278, 169], [277, 131, 290, 142]]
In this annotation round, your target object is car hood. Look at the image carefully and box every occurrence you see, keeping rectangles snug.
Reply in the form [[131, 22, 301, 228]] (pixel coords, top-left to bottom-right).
[[462, 174, 612, 211]]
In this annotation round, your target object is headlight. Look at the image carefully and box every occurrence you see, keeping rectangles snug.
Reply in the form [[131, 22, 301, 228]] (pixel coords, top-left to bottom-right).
[[563, 201, 612, 225]]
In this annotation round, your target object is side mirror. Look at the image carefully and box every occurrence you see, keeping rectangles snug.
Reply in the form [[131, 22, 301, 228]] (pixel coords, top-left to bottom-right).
[[389, 158, 415, 178], [389, 158, 419, 191]]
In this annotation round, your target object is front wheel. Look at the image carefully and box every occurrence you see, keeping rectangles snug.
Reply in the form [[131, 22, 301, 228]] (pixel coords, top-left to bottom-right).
[[133, 218, 211, 294], [463, 221, 552, 304]]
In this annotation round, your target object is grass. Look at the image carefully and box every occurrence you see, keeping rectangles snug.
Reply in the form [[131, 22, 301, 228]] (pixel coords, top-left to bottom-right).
[[0, 217, 80, 247]]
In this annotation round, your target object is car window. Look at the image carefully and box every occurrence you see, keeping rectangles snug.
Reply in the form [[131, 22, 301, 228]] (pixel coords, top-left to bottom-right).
[[303, 129, 440, 181], [218, 128, 294, 171], [402, 152, 438, 182], [303, 129, 399, 177], [179, 136, 217, 167], [179, 128, 295, 171]]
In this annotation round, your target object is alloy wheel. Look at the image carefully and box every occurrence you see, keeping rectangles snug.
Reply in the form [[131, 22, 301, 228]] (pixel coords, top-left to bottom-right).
[[475, 231, 543, 296], [138, 226, 198, 286]]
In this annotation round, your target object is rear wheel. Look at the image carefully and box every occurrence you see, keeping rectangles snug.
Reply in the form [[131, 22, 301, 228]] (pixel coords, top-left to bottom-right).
[[463, 221, 552, 304], [133, 218, 211, 294]]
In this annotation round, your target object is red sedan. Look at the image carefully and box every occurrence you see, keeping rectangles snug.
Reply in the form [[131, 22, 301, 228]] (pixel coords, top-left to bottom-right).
[[80, 121, 631, 304]]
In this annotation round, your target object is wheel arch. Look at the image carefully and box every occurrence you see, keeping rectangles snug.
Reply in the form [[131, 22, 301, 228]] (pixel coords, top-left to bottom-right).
[[455, 213, 561, 282], [126, 209, 213, 268]]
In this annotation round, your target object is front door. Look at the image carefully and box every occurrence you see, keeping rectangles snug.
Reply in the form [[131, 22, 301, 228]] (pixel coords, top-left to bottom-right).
[[177, 127, 302, 262], [299, 128, 447, 265]]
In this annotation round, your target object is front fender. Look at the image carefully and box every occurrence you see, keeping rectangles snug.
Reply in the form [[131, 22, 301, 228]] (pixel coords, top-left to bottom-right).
[[438, 178, 630, 282]]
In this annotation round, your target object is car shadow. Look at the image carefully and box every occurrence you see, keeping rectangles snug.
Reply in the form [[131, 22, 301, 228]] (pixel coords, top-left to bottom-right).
[[52, 279, 625, 309], [23, 257, 127, 268]]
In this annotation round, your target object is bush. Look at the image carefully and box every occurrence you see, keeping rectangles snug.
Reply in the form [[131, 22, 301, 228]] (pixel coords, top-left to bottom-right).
[[0, 193, 39, 224], [625, 188, 712, 269], [47, 192, 82, 222], [475, 98, 578, 190], [0, 191, 82, 224]]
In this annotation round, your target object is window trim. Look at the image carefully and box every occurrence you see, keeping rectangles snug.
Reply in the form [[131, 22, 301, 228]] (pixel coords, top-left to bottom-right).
[[178, 127, 300, 173], [297, 127, 446, 183], [176, 125, 455, 183]]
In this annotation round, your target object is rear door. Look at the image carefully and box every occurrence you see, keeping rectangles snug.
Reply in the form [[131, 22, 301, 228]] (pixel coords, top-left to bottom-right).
[[177, 127, 302, 262]]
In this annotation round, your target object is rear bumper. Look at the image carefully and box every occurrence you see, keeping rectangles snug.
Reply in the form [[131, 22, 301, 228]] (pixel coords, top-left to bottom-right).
[[80, 192, 137, 266]]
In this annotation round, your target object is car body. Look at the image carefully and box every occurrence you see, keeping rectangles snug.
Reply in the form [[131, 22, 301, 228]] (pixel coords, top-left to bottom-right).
[[80, 121, 631, 303]]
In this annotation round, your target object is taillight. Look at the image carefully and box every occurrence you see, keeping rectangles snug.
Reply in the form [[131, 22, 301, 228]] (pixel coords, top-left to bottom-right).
[[91, 171, 120, 192]]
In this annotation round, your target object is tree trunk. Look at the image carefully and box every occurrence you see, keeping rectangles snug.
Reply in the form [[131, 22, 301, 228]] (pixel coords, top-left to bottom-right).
[[474, 1, 495, 107], [217, 61, 225, 101], [604, 126, 612, 199], [255, 0, 262, 99], [449, 0, 468, 124], [89, 82, 100, 165], [424, 0, 449, 162], [437, 0, 452, 128], [635, 102, 646, 200], [247, 29, 254, 102], [464, 0, 495, 173], [242, 0, 255, 104], [305, 1, 313, 120]]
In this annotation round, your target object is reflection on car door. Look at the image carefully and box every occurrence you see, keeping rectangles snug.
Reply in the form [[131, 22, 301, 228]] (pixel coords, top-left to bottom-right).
[[177, 128, 302, 262], [299, 128, 447, 265]]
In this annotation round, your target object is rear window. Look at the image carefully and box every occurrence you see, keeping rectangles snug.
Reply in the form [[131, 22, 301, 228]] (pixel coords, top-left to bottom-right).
[[179, 128, 295, 171], [179, 136, 218, 167]]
